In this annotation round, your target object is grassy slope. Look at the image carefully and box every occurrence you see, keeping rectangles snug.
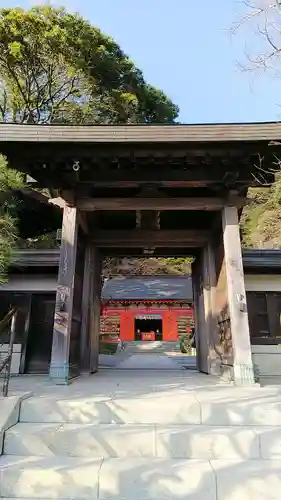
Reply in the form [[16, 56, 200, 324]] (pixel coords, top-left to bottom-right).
[[103, 257, 192, 277], [241, 175, 281, 248]]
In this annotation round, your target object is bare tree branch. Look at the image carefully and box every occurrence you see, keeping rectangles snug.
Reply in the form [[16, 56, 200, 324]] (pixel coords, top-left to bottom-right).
[[231, 1, 281, 73]]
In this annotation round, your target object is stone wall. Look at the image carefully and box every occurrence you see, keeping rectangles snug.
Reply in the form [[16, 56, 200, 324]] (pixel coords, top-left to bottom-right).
[[252, 344, 281, 385]]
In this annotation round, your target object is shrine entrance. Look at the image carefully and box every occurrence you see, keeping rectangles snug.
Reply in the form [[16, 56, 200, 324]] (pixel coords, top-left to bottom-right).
[[0, 122, 278, 385], [134, 316, 163, 342]]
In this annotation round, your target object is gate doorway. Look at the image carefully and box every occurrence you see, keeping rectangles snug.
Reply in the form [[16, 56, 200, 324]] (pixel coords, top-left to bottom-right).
[[24, 294, 55, 374], [4, 122, 260, 385], [134, 316, 163, 341]]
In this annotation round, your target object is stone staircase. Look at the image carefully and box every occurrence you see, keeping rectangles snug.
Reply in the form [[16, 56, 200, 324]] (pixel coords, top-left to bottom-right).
[[123, 340, 180, 354], [1, 371, 281, 499]]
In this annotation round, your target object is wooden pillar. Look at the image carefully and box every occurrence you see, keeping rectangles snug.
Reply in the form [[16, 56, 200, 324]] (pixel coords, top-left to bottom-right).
[[89, 246, 102, 373], [193, 243, 229, 377], [206, 243, 221, 376], [19, 294, 32, 375], [222, 205, 254, 385], [120, 311, 134, 342], [194, 249, 211, 374], [192, 256, 206, 373], [202, 246, 212, 374], [80, 243, 92, 372], [49, 205, 78, 384]]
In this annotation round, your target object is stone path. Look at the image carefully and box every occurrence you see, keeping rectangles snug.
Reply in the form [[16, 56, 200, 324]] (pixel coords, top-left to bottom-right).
[[99, 341, 197, 370], [115, 353, 184, 370]]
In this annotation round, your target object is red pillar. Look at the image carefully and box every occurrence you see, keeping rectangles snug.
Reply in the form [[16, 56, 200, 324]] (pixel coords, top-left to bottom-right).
[[162, 311, 178, 341], [120, 311, 134, 341]]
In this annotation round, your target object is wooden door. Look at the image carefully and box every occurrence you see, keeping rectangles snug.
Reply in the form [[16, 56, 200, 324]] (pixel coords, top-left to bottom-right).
[[25, 294, 55, 374]]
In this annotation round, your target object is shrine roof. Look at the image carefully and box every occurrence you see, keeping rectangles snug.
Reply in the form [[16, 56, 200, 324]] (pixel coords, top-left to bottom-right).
[[0, 121, 281, 143], [101, 276, 193, 301], [0, 122, 279, 189], [242, 249, 281, 272]]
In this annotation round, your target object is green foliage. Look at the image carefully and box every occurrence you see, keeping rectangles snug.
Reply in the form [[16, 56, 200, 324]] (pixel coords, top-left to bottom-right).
[[0, 5, 179, 124], [0, 155, 24, 192], [103, 256, 192, 278], [157, 257, 192, 275], [99, 335, 119, 355], [241, 173, 281, 248], [0, 5, 179, 272], [18, 231, 59, 250], [179, 334, 192, 354], [0, 212, 17, 283], [0, 154, 25, 282]]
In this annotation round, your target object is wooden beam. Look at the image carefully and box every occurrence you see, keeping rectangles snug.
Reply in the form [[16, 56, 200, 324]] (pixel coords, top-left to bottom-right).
[[49, 196, 88, 234], [78, 197, 247, 212], [93, 230, 209, 247], [49, 197, 65, 209], [77, 212, 89, 235]]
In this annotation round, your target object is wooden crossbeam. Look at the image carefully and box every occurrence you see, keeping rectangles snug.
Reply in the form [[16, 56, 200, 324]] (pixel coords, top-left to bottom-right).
[[93, 230, 209, 247], [49, 196, 88, 234], [78, 197, 247, 212]]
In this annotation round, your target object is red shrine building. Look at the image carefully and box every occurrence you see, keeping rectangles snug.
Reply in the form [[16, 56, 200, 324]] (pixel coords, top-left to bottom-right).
[[100, 276, 194, 342]]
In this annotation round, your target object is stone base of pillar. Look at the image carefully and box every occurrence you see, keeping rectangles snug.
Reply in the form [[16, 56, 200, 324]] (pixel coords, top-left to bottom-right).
[[220, 364, 234, 382], [209, 359, 221, 376], [49, 361, 70, 385], [233, 363, 255, 386]]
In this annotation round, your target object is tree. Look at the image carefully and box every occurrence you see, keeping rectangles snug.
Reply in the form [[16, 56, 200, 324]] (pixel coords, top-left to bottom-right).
[[0, 5, 179, 124], [0, 155, 25, 282], [231, 2, 281, 248], [0, 5, 181, 278], [232, 1, 281, 74]]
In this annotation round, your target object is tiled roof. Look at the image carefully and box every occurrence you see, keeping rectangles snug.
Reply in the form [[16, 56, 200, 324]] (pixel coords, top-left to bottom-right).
[[1, 122, 281, 143], [102, 276, 193, 301]]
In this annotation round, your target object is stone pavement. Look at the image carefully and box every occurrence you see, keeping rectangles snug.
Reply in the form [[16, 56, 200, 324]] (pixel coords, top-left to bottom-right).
[[1, 370, 281, 499], [99, 340, 197, 370]]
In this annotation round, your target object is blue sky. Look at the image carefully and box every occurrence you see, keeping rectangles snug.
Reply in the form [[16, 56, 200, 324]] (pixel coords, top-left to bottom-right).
[[1, 0, 280, 124]]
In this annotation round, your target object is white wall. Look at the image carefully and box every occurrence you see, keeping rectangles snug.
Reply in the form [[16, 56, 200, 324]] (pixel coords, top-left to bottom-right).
[[0, 274, 57, 293], [252, 345, 281, 385], [245, 274, 281, 292], [245, 273, 281, 385]]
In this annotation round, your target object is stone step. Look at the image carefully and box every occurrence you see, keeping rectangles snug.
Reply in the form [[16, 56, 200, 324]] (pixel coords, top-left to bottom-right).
[[123, 342, 180, 354], [0, 455, 101, 499], [19, 390, 281, 426], [1, 456, 281, 499], [19, 394, 201, 424], [5, 422, 281, 459]]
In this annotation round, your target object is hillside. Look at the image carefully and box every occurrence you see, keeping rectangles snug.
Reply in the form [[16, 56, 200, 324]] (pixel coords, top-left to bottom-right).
[[103, 257, 192, 278], [241, 174, 281, 249]]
